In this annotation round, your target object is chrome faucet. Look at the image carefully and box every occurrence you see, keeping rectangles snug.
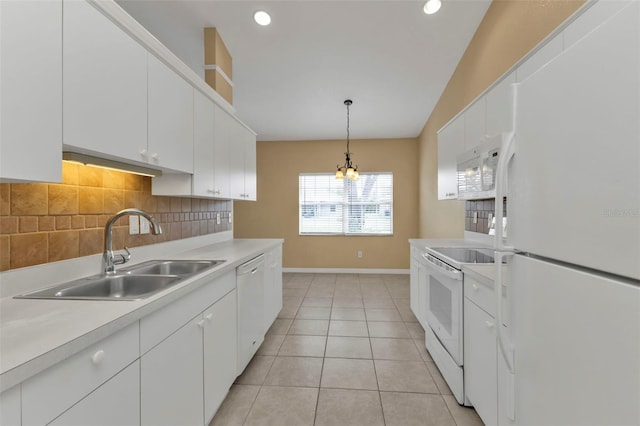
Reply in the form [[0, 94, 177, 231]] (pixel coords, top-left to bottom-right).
[[103, 208, 162, 275]]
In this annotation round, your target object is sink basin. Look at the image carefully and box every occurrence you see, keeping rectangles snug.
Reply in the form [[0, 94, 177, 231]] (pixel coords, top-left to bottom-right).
[[15, 274, 183, 301], [123, 260, 224, 276]]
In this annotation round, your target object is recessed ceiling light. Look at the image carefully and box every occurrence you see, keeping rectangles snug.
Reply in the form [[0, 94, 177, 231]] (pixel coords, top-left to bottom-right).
[[423, 0, 442, 14], [254, 10, 271, 26]]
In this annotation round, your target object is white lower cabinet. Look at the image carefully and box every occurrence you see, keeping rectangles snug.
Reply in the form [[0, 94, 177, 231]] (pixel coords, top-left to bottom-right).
[[0, 386, 21, 426], [409, 247, 428, 330], [49, 361, 140, 426], [204, 290, 237, 423], [263, 246, 283, 333], [141, 315, 204, 426], [463, 277, 498, 426]]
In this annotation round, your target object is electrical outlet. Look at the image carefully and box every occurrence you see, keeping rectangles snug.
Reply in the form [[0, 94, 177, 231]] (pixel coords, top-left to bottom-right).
[[357, 250, 363, 258], [229, 212, 232, 224], [216, 213, 221, 225], [139, 216, 150, 234], [129, 215, 139, 235]]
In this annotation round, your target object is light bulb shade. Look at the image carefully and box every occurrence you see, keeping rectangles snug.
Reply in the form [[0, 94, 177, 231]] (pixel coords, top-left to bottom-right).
[[423, 0, 441, 14], [336, 169, 344, 179], [346, 167, 355, 178], [352, 170, 359, 180]]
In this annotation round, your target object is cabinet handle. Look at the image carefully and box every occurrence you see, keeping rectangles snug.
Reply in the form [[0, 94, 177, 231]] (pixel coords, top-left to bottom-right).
[[472, 284, 479, 291], [139, 149, 148, 158], [204, 313, 213, 322], [91, 350, 105, 365], [207, 189, 215, 194], [151, 153, 159, 161], [485, 320, 495, 329], [197, 319, 206, 328]]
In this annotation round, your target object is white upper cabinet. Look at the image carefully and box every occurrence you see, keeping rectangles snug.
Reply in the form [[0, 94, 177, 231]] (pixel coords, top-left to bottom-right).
[[63, 0, 147, 163], [147, 54, 194, 173], [1, 0, 62, 183], [463, 97, 486, 150], [228, 120, 257, 201], [437, 116, 465, 200], [516, 35, 563, 83], [193, 91, 216, 197], [243, 130, 258, 201], [486, 72, 516, 137]]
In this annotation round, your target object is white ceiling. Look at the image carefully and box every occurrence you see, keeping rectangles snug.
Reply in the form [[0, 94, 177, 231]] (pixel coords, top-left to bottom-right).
[[117, 0, 491, 141]]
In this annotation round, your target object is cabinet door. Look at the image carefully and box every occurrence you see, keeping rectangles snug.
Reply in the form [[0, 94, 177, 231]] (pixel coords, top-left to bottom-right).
[[228, 123, 246, 200], [417, 261, 428, 330], [63, 0, 147, 163], [263, 247, 283, 331], [464, 299, 497, 426], [1, 0, 62, 182], [409, 251, 420, 320], [49, 361, 140, 426], [0, 385, 21, 426], [437, 117, 464, 200], [148, 54, 194, 173], [213, 104, 232, 198], [486, 73, 516, 138], [243, 129, 257, 201], [463, 97, 486, 150], [141, 316, 204, 426], [203, 290, 237, 423], [193, 91, 215, 197]]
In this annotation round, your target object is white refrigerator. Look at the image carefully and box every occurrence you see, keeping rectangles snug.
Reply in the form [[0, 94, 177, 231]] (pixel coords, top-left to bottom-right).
[[494, 1, 640, 424]]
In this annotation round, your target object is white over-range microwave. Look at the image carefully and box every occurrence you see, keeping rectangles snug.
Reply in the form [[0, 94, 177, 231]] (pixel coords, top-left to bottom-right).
[[456, 135, 501, 200]]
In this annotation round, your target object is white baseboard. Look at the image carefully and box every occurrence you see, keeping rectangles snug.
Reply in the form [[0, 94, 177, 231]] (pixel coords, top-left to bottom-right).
[[283, 268, 409, 275]]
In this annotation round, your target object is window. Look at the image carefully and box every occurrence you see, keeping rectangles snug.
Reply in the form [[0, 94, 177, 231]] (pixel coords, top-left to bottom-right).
[[299, 172, 393, 235]]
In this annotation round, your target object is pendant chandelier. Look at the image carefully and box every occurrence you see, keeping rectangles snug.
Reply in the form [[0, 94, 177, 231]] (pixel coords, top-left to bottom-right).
[[335, 99, 359, 180]]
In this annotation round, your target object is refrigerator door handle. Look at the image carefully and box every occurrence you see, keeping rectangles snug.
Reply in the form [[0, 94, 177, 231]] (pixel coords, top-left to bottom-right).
[[495, 83, 518, 252], [496, 251, 516, 421]]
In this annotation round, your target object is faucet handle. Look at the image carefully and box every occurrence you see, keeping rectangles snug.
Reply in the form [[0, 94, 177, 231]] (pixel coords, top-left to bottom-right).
[[113, 246, 131, 266]]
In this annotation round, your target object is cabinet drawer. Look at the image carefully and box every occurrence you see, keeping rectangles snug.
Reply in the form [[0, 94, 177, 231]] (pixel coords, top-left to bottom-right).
[[464, 275, 494, 316], [22, 322, 139, 426], [140, 271, 235, 354]]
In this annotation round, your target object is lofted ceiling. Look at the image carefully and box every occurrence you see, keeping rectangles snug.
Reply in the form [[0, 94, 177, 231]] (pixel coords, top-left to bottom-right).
[[117, 0, 491, 141]]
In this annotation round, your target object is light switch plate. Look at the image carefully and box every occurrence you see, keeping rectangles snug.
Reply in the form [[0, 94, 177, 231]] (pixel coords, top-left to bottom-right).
[[129, 215, 139, 235], [140, 216, 150, 234]]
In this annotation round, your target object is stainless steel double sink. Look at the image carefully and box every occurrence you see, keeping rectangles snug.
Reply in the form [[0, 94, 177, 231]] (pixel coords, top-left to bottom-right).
[[15, 260, 225, 301]]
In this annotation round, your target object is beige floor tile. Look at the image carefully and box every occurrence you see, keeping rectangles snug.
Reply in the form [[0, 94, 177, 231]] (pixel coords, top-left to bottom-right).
[[257, 333, 285, 356], [380, 392, 456, 426], [335, 275, 360, 285], [278, 335, 327, 357], [209, 384, 260, 426], [367, 321, 410, 338], [334, 288, 363, 298], [321, 358, 378, 390], [244, 386, 318, 426], [301, 296, 333, 308], [283, 287, 308, 298], [370, 338, 422, 361], [289, 319, 329, 335], [332, 297, 364, 308], [264, 356, 323, 387], [406, 321, 425, 339], [306, 286, 335, 297], [414, 338, 434, 362], [331, 307, 366, 321], [442, 394, 485, 426], [267, 318, 293, 335], [375, 359, 439, 393], [363, 296, 395, 308], [315, 388, 384, 426], [393, 297, 411, 309], [329, 320, 369, 337], [398, 307, 419, 323], [284, 280, 311, 289], [295, 306, 331, 320], [235, 355, 275, 385], [325, 336, 372, 359], [277, 304, 299, 319], [365, 308, 403, 322], [426, 361, 453, 395], [312, 274, 337, 284]]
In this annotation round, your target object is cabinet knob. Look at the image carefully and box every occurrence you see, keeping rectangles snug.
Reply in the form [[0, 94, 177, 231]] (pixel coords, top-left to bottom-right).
[[151, 153, 159, 161], [205, 313, 213, 322], [485, 320, 495, 329], [207, 189, 215, 194], [215, 190, 221, 195], [197, 319, 206, 328], [139, 149, 148, 158], [472, 284, 479, 291], [91, 350, 105, 365]]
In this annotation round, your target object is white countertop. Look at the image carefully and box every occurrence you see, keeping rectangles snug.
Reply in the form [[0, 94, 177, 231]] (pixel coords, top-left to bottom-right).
[[0, 236, 283, 392], [409, 237, 493, 250]]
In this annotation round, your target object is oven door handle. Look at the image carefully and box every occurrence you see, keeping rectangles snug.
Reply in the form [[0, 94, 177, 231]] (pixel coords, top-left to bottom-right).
[[422, 253, 462, 281]]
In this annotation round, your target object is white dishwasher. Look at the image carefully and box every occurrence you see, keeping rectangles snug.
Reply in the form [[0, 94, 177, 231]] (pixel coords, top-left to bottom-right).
[[236, 254, 265, 375]]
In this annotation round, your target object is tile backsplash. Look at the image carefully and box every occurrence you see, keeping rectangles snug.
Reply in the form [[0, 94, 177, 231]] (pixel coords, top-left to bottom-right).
[[0, 163, 232, 271], [464, 198, 507, 234]]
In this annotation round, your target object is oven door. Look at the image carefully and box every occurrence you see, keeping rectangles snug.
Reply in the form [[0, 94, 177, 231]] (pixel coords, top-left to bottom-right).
[[422, 253, 464, 366]]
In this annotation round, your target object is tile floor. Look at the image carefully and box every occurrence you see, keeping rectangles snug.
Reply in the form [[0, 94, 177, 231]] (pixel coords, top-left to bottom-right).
[[210, 273, 484, 426]]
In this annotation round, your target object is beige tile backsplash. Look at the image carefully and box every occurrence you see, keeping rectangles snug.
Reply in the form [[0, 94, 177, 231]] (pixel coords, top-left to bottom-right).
[[0, 162, 231, 271]]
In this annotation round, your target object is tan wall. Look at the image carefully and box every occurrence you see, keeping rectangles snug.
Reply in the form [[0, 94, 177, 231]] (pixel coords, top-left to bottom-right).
[[234, 138, 419, 269], [418, 0, 584, 238]]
